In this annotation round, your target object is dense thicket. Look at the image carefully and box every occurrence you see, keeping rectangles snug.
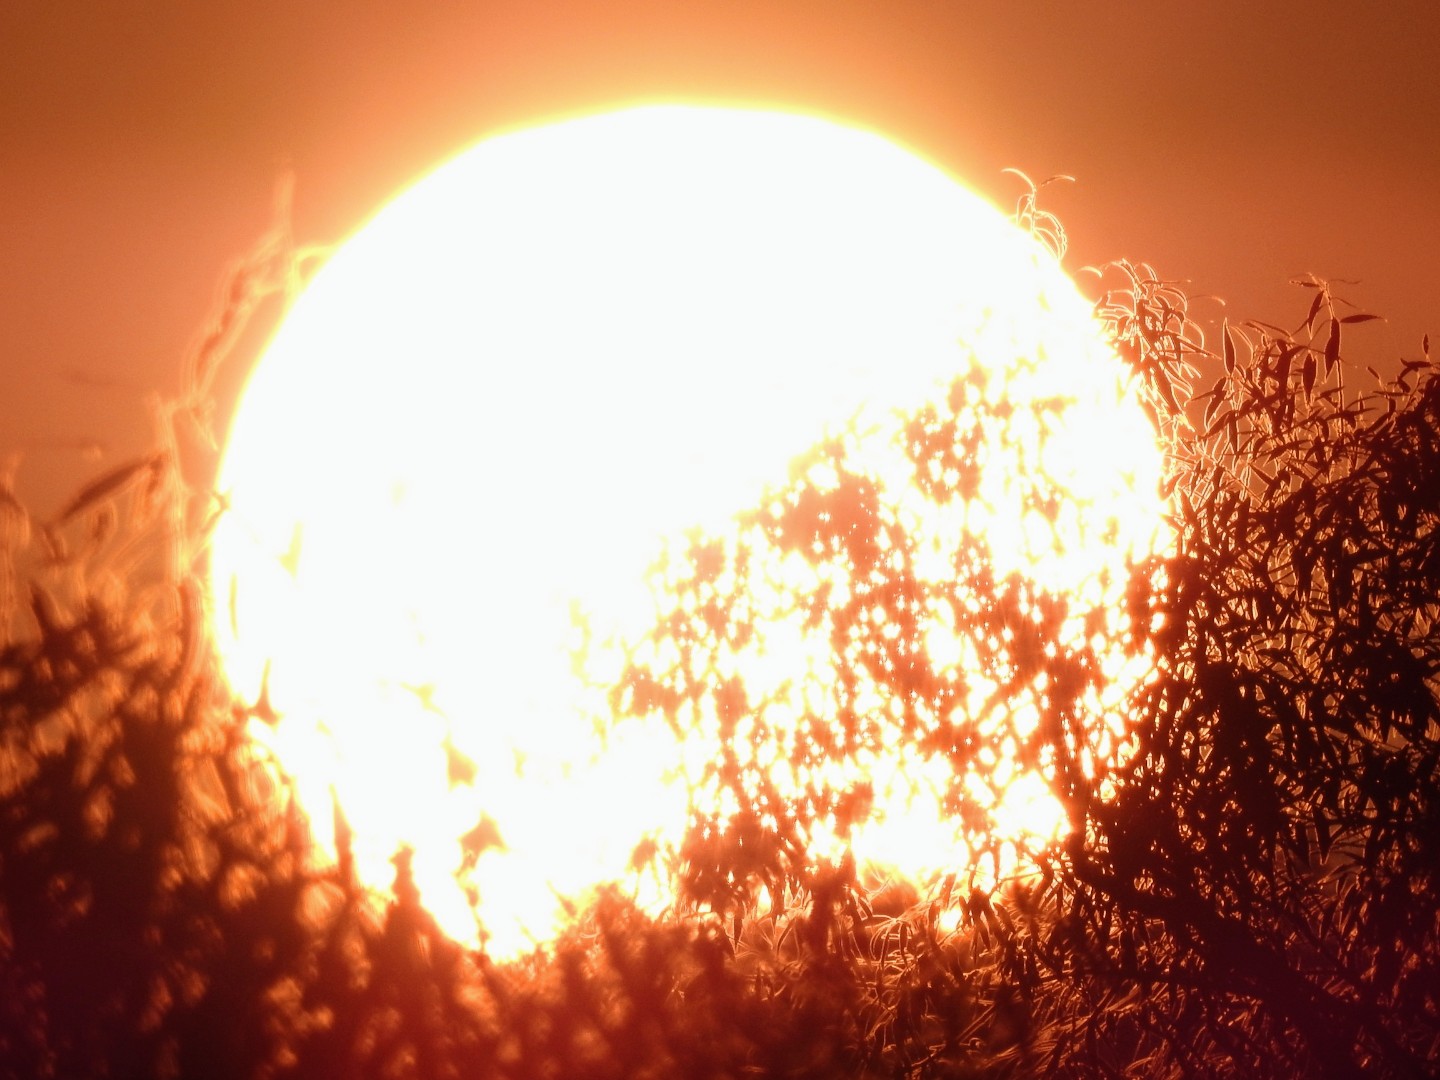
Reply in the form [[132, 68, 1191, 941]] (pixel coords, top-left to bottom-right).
[[0, 223, 1435, 1077]]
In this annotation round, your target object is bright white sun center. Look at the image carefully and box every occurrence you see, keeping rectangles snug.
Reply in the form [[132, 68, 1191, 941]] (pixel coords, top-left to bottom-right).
[[208, 105, 1169, 961]]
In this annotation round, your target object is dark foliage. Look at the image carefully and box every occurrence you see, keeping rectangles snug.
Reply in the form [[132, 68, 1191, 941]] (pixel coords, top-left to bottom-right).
[[1058, 270, 1440, 1078], [1, 221, 1436, 1077]]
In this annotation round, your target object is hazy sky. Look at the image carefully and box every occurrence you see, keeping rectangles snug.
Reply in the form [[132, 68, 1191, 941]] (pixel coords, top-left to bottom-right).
[[2, 0, 1436, 513]]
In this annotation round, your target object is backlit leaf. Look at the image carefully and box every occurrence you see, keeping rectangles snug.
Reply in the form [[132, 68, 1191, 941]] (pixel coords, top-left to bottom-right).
[[53, 453, 164, 525], [1275, 345, 1295, 389]]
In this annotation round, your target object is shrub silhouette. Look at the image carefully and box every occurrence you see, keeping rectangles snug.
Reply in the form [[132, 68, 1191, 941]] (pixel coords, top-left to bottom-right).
[[0, 206, 1436, 1078]]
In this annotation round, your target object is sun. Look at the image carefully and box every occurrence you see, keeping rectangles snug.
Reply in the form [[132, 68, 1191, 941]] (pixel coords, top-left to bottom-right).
[[207, 104, 1170, 960]]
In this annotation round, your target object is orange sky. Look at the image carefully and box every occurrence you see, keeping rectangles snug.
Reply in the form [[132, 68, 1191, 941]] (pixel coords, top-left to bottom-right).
[[1, 1, 1436, 514]]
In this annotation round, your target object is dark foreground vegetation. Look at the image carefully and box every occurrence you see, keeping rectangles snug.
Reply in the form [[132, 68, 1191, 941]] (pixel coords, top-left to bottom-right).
[[1, 208, 1437, 1077]]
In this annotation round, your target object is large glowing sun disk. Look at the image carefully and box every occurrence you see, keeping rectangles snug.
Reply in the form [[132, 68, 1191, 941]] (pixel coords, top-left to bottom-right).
[[208, 105, 1169, 960]]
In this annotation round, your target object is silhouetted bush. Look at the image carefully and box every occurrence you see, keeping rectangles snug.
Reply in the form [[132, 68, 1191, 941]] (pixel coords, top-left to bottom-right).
[[1, 205, 1435, 1078]]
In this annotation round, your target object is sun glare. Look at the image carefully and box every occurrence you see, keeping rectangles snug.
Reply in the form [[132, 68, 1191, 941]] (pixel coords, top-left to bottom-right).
[[208, 105, 1170, 960]]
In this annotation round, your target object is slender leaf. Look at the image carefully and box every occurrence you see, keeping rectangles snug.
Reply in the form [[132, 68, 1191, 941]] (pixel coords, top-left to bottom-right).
[[52, 453, 163, 525]]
